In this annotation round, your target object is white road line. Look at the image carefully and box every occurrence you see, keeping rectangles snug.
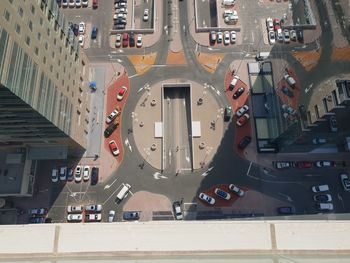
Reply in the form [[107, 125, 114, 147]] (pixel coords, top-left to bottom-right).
[[104, 177, 119, 190], [246, 161, 252, 175], [129, 74, 138, 79], [278, 192, 293, 202], [153, 172, 168, 180], [103, 184, 123, 205]]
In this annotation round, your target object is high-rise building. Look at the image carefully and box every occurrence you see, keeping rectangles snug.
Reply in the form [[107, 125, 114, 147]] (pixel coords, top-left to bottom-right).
[[0, 0, 90, 196]]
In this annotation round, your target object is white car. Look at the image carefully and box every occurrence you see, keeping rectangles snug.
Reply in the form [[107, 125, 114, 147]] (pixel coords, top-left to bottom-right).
[[236, 105, 249, 117], [276, 29, 283, 42], [85, 204, 102, 212], [67, 214, 82, 222], [340, 174, 350, 191], [67, 205, 84, 213], [59, 167, 67, 181], [266, 17, 274, 31], [68, 0, 75, 7], [115, 8, 128, 14], [78, 22, 85, 34], [136, 34, 142, 48], [230, 31, 236, 43], [62, 0, 68, 7], [315, 161, 333, 167], [75, 0, 81, 7], [316, 203, 333, 211], [51, 169, 59, 183], [108, 210, 116, 222], [198, 193, 215, 205], [143, 9, 149, 21], [283, 29, 290, 43], [229, 184, 244, 197], [78, 35, 85, 47], [268, 31, 276, 44], [75, 166, 82, 182], [217, 32, 223, 43], [106, 108, 120, 124], [173, 202, 183, 220], [83, 166, 90, 181], [223, 31, 230, 45], [311, 184, 329, 193], [86, 213, 102, 222], [115, 34, 122, 48], [82, 0, 88, 7]]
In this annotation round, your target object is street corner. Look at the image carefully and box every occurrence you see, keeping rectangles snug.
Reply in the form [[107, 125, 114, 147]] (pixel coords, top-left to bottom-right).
[[196, 52, 226, 74], [276, 78, 300, 110], [122, 191, 173, 221], [198, 184, 249, 208], [290, 50, 321, 72], [127, 52, 157, 75], [166, 50, 187, 65]]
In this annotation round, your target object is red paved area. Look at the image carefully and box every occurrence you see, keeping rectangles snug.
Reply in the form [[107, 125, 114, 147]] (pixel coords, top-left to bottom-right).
[[103, 73, 130, 166], [199, 184, 249, 208], [275, 68, 301, 110], [224, 70, 252, 158]]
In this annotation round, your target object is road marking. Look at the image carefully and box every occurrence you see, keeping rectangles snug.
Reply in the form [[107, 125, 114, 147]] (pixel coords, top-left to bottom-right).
[[169, 150, 172, 165], [153, 172, 168, 180], [104, 177, 119, 190], [102, 184, 123, 205], [246, 161, 252, 175], [201, 166, 214, 177], [125, 138, 132, 152], [305, 83, 313, 94], [129, 74, 138, 79], [278, 192, 293, 202]]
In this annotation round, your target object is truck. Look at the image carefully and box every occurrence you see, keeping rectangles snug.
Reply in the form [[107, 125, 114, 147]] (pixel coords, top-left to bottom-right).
[[256, 52, 270, 61]]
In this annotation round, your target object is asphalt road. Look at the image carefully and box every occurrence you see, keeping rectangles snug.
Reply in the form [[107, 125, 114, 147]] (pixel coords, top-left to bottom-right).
[[31, 0, 350, 223]]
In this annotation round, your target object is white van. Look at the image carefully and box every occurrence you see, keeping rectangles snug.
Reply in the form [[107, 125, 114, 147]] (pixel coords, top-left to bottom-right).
[[229, 75, 239, 90], [116, 183, 131, 201], [223, 0, 235, 6]]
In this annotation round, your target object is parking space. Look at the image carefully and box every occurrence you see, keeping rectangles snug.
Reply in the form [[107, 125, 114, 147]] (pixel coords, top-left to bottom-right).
[[134, 0, 154, 29]]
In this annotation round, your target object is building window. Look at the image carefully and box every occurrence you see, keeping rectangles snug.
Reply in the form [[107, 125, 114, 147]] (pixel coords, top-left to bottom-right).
[[18, 7, 23, 18], [45, 42, 48, 50], [52, 51, 55, 59], [37, 32, 41, 40], [4, 10, 10, 21], [25, 36, 30, 46], [30, 5, 35, 15], [40, 17, 43, 26], [322, 98, 328, 113], [34, 47, 39, 55], [58, 59, 61, 66], [332, 90, 339, 106], [56, 72, 59, 79], [28, 20, 33, 31], [53, 38, 56, 45], [50, 65, 53, 72], [59, 46, 62, 54], [43, 56, 46, 64], [314, 105, 320, 119], [15, 24, 21, 34], [47, 28, 50, 37]]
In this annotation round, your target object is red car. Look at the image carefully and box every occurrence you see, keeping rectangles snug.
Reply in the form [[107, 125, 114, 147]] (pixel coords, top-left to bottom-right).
[[117, 86, 128, 101], [122, 33, 128, 47], [296, 161, 313, 169], [109, 140, 120, 156], [236, 114, 250, 127], [92, 0, 98, 8]]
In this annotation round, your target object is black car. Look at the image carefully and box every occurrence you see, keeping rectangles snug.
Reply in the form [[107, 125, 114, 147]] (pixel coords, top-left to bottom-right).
[[123, 211, 140, 221], [91, 167, 99, 185], [114, 24, 125, 30], [104, 123, 118, 138], [114, 19, 127, 25], [91, 26, 98, 39], [224, 106, 232, 121], [129, 32, 135, 47], [70, 24, 79, 36], [281, 86, 294, 98], [232, 87, 245, 99], [277, 207, 295, 215], [296, 29, 303, 42], [238, 136, 251, 149]]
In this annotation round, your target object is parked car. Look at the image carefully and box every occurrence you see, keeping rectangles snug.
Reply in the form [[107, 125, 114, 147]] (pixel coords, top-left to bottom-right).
[[230, 31, 236, 43], [109, 140, 120, 156], [312, 138, 327, 144], [106, 108, 121, 124], [143, 9, 149, 21], [129, 32, 135, 47], [85, 213, 102, 222], [284, 74, 296, 88], [277, 206, 295, 215], [266, 17, 274, 31], [313, 194, 332, 202], [117, 86, 128, 100], [67, 205, 84, 213], [340, 173, 350, 191], [281, 86, 294, 98], [236, 113, 250, 127], [91, 167, 99, 185], [83, 166, 90, 181], [59, 167, 67, 181], [122, 33, 128, 47], [228, 184, 244, 197], [198, 193, 215, 205], [92, 0, 98, 9], [274, 161, 294, 169], [82, 0, 88, 7], [283, 29, 290, 43], [115, 34, 122, 48], [311, 184, 329, 193], [62, 0, 68, 7], [173, 201, 183, 220], [296, 161, 313, 169], [276, 28, 283, 42], [69, 0, 75, 7], [75, 165, 82, 182], [290, 30, 297, 41], [67, 168, 74, 181], [108, 210, 116, 222], [78, 35, 85, 47], [217, 32, 223, 43], [67, 214, 83, 222], [268, 31, 276, 44], [232, 86, 245, 99], [104, 122, 118, 138], [91, 26, 98, 39], [29, 217, 45, 224], [214, 188, 231, 200], [238, 136, 251, 150], [136, 34, 143, 48], [78, 22, 85, 34], [223, 31, 230, 45], [224, 106, 232, 122], [316, 202, 333, 211], [236, 105, 249, 117], [28, 208, 47, 215], [273, 18, 280, 30], [329, 116, 338, 132], [85, 204, 102, 212], [297, 29, 304, 42], [209, 31, 217, 44], [123, 211, 140, 220], [229, 76, 239, 90], [51, 168, 59, 183], [314, 161, 334, 168]]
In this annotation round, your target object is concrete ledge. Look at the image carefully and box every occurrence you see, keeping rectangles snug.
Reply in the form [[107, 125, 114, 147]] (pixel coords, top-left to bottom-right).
[[0, 220, 350, 258]]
